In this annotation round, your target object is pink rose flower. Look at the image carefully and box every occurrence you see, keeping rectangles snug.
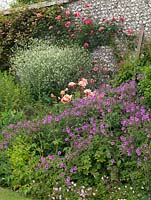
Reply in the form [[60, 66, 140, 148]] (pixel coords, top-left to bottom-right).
[[102, 67, 107, 72], [98, 26, 105, 31], [57, 30, 61, 34], [48, 25, 53, 30], [119, 16, 124, 22], [84, 19, 93, 25], [93, 66, 99, 72], [65, 21, 71, 28], [111, 17, 116, 22], [36, 13, 42, 18], [74, 12, 81, 17], [70, 34, 75, 38], [90, 78, 95, 84], [56, 15, 62, 20], [65, 11, 70, 16], [84, 42, 89, 48], [61, 94, 72, 104], [82, 17, 86, 22], [90, 30, 94, 35], [127, 29, 133, 35], [85, 2, 91, 7], [105, 20, 110, 25]]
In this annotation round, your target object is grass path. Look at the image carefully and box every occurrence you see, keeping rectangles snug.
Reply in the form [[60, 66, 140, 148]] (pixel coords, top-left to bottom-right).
[[0, 187, 33, 200]]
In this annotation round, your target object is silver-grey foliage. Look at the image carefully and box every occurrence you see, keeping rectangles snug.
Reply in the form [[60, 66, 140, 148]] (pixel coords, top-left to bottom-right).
[[11, 40, 92, 98]]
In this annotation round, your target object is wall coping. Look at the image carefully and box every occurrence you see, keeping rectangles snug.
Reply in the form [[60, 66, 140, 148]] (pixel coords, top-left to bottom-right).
[[0, 0, 69, 15]]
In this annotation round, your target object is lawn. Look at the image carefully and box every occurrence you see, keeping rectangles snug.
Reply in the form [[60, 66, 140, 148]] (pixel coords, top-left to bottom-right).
[[0, 187, 33, 200]]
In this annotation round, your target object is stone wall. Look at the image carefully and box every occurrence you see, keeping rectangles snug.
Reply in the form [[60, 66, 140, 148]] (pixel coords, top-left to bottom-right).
[[68, 0, 151, 35]]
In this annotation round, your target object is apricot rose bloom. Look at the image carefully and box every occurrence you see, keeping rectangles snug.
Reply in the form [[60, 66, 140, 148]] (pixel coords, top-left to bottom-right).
[[61, 94, 72, 104], [81, 78, 88, 84], [60, 90, 65, 95], [84, 89, 94, 96], [50, 93, 55, 98], [68, 82, 76, 88], [78, 78, 88, 88]]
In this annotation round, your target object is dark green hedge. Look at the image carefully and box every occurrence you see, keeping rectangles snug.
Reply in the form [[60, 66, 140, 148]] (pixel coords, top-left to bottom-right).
[[0, 5, 62, 70]]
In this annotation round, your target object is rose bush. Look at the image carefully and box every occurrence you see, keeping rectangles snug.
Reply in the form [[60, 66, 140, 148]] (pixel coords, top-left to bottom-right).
[[0, 5, 61, 70]]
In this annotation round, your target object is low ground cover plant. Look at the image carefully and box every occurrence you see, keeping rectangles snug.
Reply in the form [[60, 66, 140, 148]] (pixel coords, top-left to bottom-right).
[[1, 80, 151, 199]]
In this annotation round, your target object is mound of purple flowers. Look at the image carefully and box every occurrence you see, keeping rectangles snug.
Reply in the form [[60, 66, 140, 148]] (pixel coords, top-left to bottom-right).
[[1, 80, 151, 198], [1, 81, 151, 164]]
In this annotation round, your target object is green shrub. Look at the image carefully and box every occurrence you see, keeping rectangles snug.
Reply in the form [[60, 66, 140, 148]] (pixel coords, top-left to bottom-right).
[[113, 56, 141, 85], [139, 37, 151, 66], [11, 40, 93, 100], [0, 71, 48, 128], [0, 71, 31, 114], [113, 37, 151, 86], [4, 134, 39, 193], [0, 150, 12, 187], [139, 66, 151, 106], [0, 110, 24, 130]]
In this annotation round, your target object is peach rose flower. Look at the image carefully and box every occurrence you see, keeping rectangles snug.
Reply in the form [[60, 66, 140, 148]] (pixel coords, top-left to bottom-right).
[[61, 94, 72, 104], [60, 90, 65, 95], [68, 82, 76, 88], [78, 78, 88, 88], [50, 93, 55, 98], [78, 81, 87, 88], [84, 89, 95, 97], [81, 78, 88, 84]]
